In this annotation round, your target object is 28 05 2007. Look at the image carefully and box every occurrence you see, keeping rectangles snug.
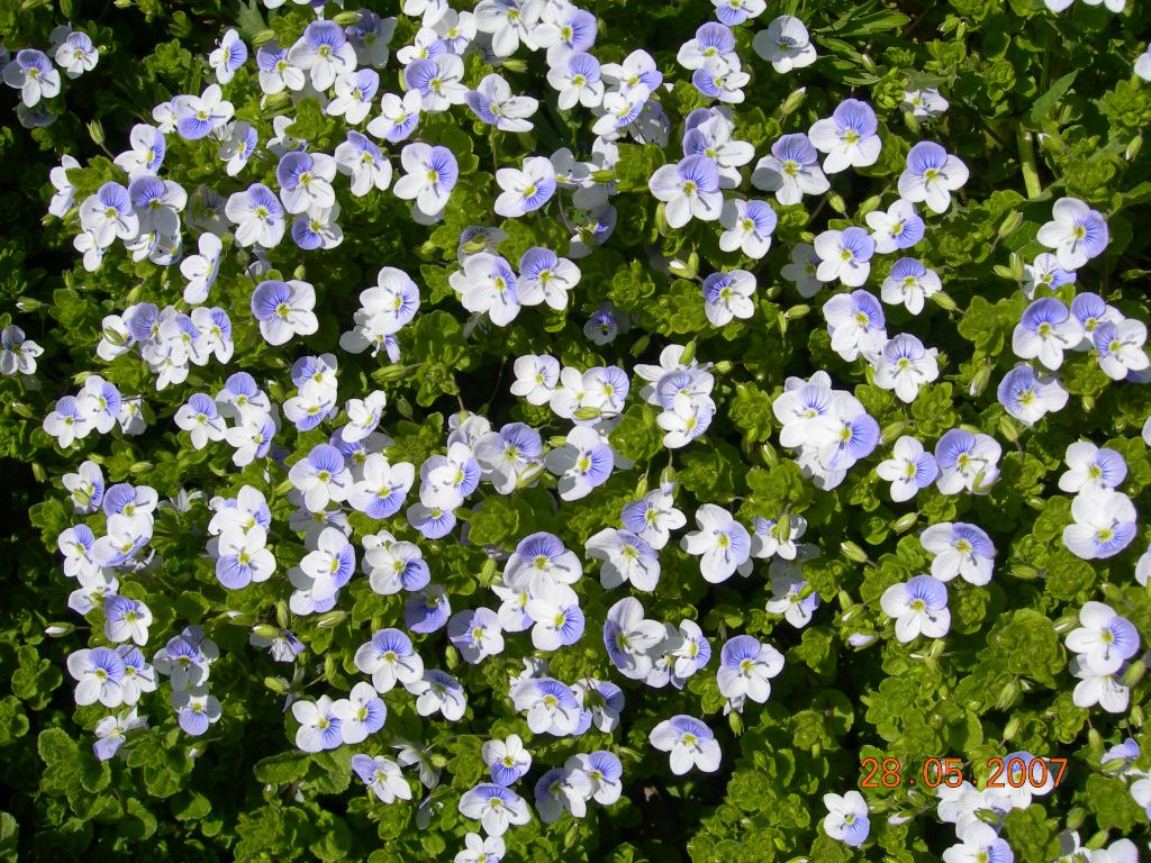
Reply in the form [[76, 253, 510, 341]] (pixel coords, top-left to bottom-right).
[[859, 756, 1068, 789]]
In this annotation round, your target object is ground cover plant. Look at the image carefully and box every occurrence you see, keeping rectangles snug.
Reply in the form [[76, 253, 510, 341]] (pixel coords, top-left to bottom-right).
[[2, 0, 1151, 860]]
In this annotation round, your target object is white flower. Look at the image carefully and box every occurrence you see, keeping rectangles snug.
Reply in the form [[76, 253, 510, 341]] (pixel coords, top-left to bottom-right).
[[880, 575, 950, 642], [1065, 601, 1141, 676], [510, 354, 560, 405], [897, 142, 969, 214], [1061, 487, 1137, 561], [367, 90, 423, 143], [680, 504, 752, 583], [180, 232, 223, 304], [1070, 655, 1130, 713], [586, 528, 661, 592], [0, 325, 43, 376], [1095, 319, 1150, 380], [876, 436, 937, 503], [815, 227, 875, 287], [702, 269, 756, 327], [873, 334, 939, 403], [902, 88, 949, 118], [648, 715, 721, 775], [495, 156, 556, 218], [1036, 196, 1109, 271], [292, 695, 343, 752], [752, 16, 816, 73]]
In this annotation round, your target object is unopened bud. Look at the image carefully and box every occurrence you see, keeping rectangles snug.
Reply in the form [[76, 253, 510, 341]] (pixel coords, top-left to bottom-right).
[[998, 415, 1019, 444], [679, 339, 697, 366], [997, 211, 1023, 241], [930, 291, 957, 311], [1002, 716, 1020, 741], [856, 195, 883, 217], [881, 421, 906, 444], [501, 58, 528, 73], [573, 406, 603, 421], [728, 710, 744, 736], [779, 87, 806, 116], [251, 29, 277, 47], [713, 360, 734, 374], [87, 119, 104, 146], [45, 623, 75, 637], [760, 442, 778, 468], [827, 192, 847, 215], [785, 304, 810, 319], [333, 10, 363, 24], [590, 169, 617, 184], [265, 676, 290, 693], [1126, 134, 1143, 162], [893, 512, 919, 534], [252, 624, 280, 639], [1123, 659, 1146, 688], [316, 610, 348, 629], [968, 363, 992, 398], [995, 679, 1018, 710], [840, 541, 869, 564]]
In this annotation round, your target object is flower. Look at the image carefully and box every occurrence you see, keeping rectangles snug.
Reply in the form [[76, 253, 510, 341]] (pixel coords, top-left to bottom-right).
[[996, 363, 1069, 426], [1012, 298, 1082, 370], [0, 325, 44, 376], [1037, 197, 1109, 271], [881, 258, 940, 315], [547, 52, 604, 109], [354, 628, 424, 692], [466, 73, 538, 132], [876, 436, 939, 503], [866, 199, 925, 253], [448, 607, 505, 663], [1138, 44, 1151, 82], [681, 504, 751, 583], [332, 682, 387, 744], [226, 183, 285, 248], [765, 570, 821, 628], [458, 784, 531, 837], [718, 198, 776, 258], [67, 646, 126, 707], [454, 834, 506, 863], [352, 754, 412, 803], [173, 84, 234, 141], [1065, 601, 1140, 675], [103, 595, 153, 645], [585, 528, 661, 591], [1058, 441, 1127, 492], [874, 334, 939, 403], [880, 575, 950, 642], [1094, 319, 1150, 380], [367, 90, 423, 143], [56, 31, 99, 78], [544, 426, 615, 501], [920, 523, 995, 585], [620, 488, 686, 550], [751, 133, 828, 205], [3, 49, 61, 107], [289, 21, 356, 90], [935, 429, 1002, 495], [534, 766, 592, 823], [495, 156, 556, 217], [716, 635, 784, 710], [648, 155, 723, 228], [393, 143, 459, 219], [1062, 487, 1137, 560], [822, 289, 887, 360], [701, 269, 756, 326], [1023, 252, 1076, 299], [292, 695, 343, 752], [897, 142, 969, 214], [1070, 655, 1130, 713], [209, 28, 248, 85], [349, 454, 415, 520], [483, 734, 532, 787], [808, 99, 881, 173], [408, 668, 467, 719], [902, 88, 949, 118], [517, 247, 580, 310], [814, 229, 876, 288], [649, 715, 721, 775], [93, 708, 146, 761], [172, 685, 222, 736], [823, 791, 870, 847], [251, 279, 318, 346], [752, 16, 815, 72]]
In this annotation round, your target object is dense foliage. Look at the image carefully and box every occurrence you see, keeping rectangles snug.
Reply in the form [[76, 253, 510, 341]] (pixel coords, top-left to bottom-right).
[[2, 0, 1151, 860]]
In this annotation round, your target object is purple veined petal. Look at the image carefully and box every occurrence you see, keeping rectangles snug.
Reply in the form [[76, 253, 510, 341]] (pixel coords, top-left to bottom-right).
[[678, 155, 720, 193], [832, 99, 878, 136], [905, 141, 948, 175]]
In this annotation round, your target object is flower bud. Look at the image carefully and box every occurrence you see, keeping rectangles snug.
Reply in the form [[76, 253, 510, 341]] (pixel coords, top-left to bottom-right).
[[1126, 133, 1143, 162], [316, 610, 348, 629], [265, 676, 291, 693], [45, 623, 75, 637], [1002, 715, 1020, 741], [1123, 659, 1146, 688], [679, 339, 697, 366], [779, 87, 806, 116], [929, 291, 957, 311], [881, 421, 906, 444], [840, 541, 869, 564], [997, 211, 1024, 241], [967, 363, 992, 398], [760, 442, 778, 468], [893, 512, 918, 534], [501, 58, 528, 73], [333, 10, 363, 24], [995, 679, 1018, 710], [251, 29, 277, 47], [573, 406, 603, 421], [727, 710, 744, 736], [785, 304, 810, 319], [87, 119, 105, 146], [252, 624, 280, 639], [998, 415, 1019, 444], [590, 169, 617, 184], [827, 192, 847, 215]]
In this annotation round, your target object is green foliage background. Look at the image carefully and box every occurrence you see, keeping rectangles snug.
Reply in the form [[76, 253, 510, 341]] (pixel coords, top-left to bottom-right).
[[1, 0, 1151, 860]]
